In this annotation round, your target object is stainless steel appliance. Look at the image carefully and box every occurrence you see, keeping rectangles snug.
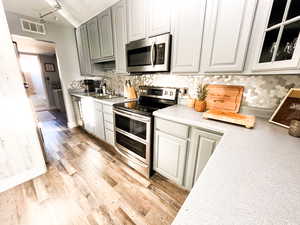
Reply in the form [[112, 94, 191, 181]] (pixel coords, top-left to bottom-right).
[[126, 34, 171, 73], [113, 86, 178, 178]]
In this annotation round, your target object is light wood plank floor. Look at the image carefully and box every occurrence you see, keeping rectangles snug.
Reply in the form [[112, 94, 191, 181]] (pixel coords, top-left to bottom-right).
[[0, 111, 188, 225]]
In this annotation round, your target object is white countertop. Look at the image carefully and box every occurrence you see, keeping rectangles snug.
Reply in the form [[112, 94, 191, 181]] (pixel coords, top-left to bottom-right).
[[153, 105, 300, 225], [70, 92, 135, 106]]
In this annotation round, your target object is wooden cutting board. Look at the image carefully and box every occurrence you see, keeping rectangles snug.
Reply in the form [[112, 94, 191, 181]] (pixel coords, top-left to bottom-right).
[[203, 109, 256, 128], [206, 85, 244, 113]]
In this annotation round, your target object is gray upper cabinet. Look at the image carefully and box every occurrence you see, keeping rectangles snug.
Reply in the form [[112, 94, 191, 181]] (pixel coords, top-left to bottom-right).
[[171, 0, 206, 73], [127, 0, 147, 42], [148, 0, 171, 37], [112, 0, 128, 74], [202, 0, 257, 72], [98, 8, 114, 61], [87, 17, 101, 61], [154, 130, 188, 185], [75, 24, 92, 76], [185, 128, 221, 189]]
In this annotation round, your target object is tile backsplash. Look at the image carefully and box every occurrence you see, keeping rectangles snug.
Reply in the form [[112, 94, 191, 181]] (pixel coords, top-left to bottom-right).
[[81, 73, 300, 109]]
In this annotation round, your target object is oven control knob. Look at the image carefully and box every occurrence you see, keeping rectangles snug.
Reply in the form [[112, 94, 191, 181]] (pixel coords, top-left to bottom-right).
[[164, 91, 168, 95], [170, 91, 173, 96]]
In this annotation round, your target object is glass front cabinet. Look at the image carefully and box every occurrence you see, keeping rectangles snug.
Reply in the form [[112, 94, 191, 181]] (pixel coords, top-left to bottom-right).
[[253, 0, 300, 71]]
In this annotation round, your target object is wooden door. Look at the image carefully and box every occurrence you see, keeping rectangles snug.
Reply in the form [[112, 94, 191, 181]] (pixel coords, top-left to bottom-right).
[[98, 8, 114, 59], [112, 0, 128, 74], [171, 0, 206, 72], [0, 0, 46, 192], [127, 0, 147, 42], [202, 0, 257, 72], [153, 131, 188, 185], [185, 128, 221, 189]]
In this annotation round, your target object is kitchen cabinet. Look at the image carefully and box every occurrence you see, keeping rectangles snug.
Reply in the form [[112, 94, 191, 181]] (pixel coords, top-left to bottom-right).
[[148, 0, 171, 37], [87, 17, 101, 61], [98, 8, 114, 61], [252, 0, 300, 71], [184, 128, 221, 189], [81, 97, 96, 135], [202, 0, 257, 72], [112, 0, 128, 74], [75, 24, 92, 76], [171, 0, 206, 73], [94, 102, 105, 140], [153, 130, 188, 185], [127, 0, 147, 42], [103, 104, 115, 145], [154, 117, 222, 189]]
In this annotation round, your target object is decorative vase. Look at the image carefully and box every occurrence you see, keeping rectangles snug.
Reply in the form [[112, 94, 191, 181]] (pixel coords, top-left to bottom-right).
[[289, 120, 300, 138], [194, 100, 206, 112]]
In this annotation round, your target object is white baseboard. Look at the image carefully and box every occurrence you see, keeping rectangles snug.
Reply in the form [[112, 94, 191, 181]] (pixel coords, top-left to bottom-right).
[[67, 121, 78, 129]]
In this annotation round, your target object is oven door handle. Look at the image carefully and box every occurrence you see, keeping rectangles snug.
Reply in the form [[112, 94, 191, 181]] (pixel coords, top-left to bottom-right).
[[115, 145, 148, 168], [113, 109, 151, 123]]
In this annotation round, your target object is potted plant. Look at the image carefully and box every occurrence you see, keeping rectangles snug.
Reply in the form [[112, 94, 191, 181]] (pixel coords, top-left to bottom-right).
[[194, 84, 208, 112]]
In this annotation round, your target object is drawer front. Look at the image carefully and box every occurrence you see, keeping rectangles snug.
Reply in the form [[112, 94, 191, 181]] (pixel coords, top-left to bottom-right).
[[155, 118, 189, 139], [105, 129, 114, 145], [104, 112, 114, 123], [94, 101, 103, 111], [104, 121, 114, 131], [103, 104, 113, 114]]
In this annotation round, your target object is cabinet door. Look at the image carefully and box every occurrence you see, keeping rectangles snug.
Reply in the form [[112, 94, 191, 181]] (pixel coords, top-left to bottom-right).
[[98, 8, 114, 59], [95, 110, 105, 140], [76, 24, 92, 75], [112, 0, 128, 74], [153, 131, 188, 185], [81, 98, 96, 135], [252, 0, 300, 71], [185, 128, 221, 189], [127, 0, 147, 42], [171, 0, 206, 73], [87, 17, 101, 61], [202, 0, 257, 72], [148, 0, 171, 37], [105, 129, 115, 146]]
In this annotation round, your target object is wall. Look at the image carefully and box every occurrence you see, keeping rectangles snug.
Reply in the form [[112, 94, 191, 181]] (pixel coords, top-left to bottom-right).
[[39, 54, 61, 108], [98, 73, 300, 110], [5, 11, 81, 127], [0, 0, 46, 192]]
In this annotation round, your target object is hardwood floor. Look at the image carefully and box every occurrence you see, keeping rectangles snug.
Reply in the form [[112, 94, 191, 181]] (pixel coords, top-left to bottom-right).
[[0, 111, 189, 225]]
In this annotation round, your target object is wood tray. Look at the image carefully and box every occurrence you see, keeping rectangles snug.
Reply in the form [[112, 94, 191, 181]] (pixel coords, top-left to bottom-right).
[[203, 109, 256, 129], [206, 85, 244, 113]]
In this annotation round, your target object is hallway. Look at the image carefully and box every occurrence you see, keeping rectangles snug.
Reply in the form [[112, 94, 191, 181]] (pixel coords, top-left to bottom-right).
[[0, 112, 188, 225]]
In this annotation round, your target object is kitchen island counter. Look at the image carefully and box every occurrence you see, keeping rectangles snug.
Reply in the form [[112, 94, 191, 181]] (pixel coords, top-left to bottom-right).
[[153, 105, 300, 225]]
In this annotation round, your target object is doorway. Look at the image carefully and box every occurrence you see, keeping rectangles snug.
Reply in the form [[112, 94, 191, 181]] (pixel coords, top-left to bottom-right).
[[19, 54, 49, 111], [13, 35, 67, 125]]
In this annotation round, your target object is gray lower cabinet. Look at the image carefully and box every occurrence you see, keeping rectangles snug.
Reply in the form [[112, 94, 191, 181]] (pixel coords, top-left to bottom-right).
[[94, 102, 105, 140], [75, 24, 92, 76], [153, 117, 222, 190], [153, 130, 188, 185], [184, 128, 221, 189]]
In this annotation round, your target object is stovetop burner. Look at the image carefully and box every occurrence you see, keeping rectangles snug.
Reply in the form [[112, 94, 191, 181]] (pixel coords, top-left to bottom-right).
[[113, 86, 179, 117]]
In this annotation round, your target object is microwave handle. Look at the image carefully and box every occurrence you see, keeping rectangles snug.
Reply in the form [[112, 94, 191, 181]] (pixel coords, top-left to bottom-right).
[[150, 43, 156, 66]]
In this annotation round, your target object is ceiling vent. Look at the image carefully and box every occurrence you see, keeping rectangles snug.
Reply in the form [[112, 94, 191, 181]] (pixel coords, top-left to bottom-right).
[[20, 19, 46, 35]]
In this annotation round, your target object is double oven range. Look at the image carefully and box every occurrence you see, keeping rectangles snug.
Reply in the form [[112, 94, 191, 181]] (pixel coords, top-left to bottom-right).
[[113, 86, 178, 178]]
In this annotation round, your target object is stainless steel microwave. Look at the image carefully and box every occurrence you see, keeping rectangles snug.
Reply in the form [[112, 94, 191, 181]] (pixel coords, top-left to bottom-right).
[[126, 33, 171, 73]]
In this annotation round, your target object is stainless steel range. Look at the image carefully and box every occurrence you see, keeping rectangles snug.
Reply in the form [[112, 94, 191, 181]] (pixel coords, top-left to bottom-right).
[[113, 86, 179, 178]]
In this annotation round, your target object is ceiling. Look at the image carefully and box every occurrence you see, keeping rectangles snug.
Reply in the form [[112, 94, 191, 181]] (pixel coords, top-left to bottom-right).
[[12, 35, 56, 55], [2, 0, 119, 27]]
